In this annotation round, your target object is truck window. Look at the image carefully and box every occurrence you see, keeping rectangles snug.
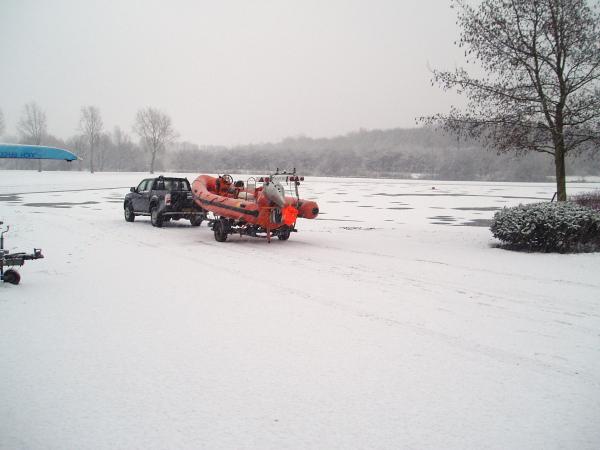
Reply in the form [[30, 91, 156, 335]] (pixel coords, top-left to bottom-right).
[[137, 180, 149, 192]]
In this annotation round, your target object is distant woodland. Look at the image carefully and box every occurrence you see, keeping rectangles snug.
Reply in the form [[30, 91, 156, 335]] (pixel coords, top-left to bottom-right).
[[2, 126, 599, 182]]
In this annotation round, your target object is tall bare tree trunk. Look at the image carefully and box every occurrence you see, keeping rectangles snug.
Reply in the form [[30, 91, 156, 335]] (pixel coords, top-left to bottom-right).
[[150, 150, 156, 174], [554, 145, 567, 201], [90, 142, 95, 173], [79, 106, 103, 174]]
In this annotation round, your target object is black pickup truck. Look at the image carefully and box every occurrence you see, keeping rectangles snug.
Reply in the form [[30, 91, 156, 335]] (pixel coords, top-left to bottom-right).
[[124, 176, 205, 227]]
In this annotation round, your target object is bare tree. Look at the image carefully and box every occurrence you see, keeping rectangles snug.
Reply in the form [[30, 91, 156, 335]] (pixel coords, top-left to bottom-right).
[[17, 102, 47, 144], [424, 0, 600, 201], [111, 126, 133, 171], [112, 126, 132, 156], [79, 106, 103, 173], [66, 134, 87, 172], [132, 107, 177, 173], [17, 102, 48, 172], [98, 133, 112, 171]]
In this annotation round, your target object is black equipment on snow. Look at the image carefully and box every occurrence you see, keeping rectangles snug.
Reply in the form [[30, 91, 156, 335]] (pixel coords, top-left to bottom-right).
[[1, 221, 44, 285]]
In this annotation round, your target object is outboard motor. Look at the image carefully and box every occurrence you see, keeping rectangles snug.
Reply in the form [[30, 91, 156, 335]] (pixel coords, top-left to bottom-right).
[[263, 180, 286, 207]]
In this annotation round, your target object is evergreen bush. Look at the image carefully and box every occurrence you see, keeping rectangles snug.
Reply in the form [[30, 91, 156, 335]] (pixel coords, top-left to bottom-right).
[[570, 190, 600, 211], [490, 202, 600, 252]]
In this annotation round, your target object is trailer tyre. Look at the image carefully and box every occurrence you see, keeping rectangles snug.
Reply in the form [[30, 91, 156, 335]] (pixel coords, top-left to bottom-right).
[[190, 216, 203, 227], [278, 228, 291, 241], [150, 206, 163, 228], [3, 269, 21, 285], [214, 219, 228, 242]]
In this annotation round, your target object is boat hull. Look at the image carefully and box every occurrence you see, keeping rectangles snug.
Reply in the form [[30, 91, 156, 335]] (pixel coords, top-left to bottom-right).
[[191, 175, 318, 230]]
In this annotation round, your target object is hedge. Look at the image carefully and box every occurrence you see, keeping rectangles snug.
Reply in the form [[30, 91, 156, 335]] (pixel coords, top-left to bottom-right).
[[490, 202, 600, 252]]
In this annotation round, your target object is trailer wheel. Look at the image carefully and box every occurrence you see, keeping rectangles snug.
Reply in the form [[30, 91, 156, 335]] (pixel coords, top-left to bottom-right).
[[214, 219, 228, 242], [124, 203, 135, 222], [278, 228, 291, 241], [150, 206, 163, 228], [190, 216, 203, 227], [3, 269, 21, 285]]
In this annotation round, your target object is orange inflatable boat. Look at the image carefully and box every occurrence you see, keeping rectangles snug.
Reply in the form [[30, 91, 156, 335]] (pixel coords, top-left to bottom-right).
[[191, 171, 319, 242]]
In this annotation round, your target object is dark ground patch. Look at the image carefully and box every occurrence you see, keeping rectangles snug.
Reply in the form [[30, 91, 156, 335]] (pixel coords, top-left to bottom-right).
[[428, 215, 457, 221], [3, 186, 128, 196], [316, 218, 363, 222], [452, 207, 501, 211], [374, 192, 547, 200], [23, 201, 100, 208], [457, 219, 493, 227], [0, 195, 22, 202]]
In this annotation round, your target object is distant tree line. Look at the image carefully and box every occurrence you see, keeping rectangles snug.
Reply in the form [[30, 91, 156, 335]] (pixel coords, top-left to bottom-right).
[[0, 103, 598, 181], [169, 128, 599, 182]]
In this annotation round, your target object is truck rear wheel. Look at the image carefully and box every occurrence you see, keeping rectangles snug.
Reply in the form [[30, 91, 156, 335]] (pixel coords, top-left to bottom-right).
[[151, 206, 163, 227], [190, 216, 203, 227]]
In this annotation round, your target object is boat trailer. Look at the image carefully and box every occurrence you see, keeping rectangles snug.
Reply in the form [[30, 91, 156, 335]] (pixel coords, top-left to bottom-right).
[[1, 221, 44, 285]]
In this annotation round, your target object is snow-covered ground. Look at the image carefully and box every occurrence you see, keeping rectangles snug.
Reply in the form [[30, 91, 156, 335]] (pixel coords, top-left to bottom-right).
[[1, 170, 599, 449]]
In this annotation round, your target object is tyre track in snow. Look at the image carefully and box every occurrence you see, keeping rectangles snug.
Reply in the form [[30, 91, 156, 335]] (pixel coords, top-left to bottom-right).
[[21, 191, 600, 388], [280, 234, 600, 325], [163, 229, 600, 334], [308, 238, 600, 290], [94, 221, 600, 389], [18, 196, 600, 336], [193, 235, 600, 369], [174, 242, 600, 388]]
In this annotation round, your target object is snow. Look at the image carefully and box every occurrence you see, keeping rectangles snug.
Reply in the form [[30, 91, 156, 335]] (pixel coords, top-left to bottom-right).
[[1, 170, 599, 449]]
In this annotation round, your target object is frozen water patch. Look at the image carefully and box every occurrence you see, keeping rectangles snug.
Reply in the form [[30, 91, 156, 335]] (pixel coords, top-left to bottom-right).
[[0, 194, 22, 202], [452, 207, 502, 211], [23, 201, 100, 208], [457, 219, 493, 227]]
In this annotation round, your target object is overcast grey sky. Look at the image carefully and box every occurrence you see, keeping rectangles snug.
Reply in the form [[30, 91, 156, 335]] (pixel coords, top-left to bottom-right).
[[0, 0, 466, 145]]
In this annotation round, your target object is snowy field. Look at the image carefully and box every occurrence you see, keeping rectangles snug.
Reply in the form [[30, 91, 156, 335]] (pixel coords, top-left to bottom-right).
[[1, 170, 599, 450]]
